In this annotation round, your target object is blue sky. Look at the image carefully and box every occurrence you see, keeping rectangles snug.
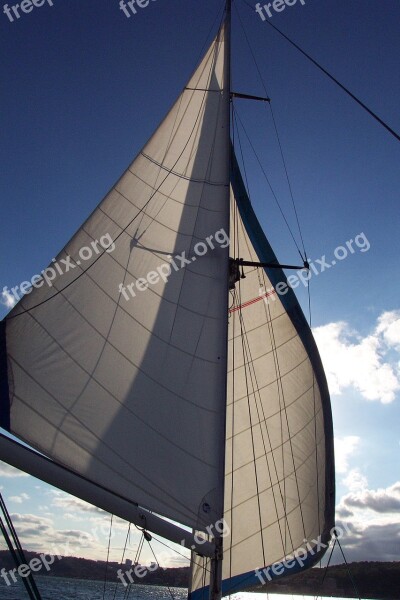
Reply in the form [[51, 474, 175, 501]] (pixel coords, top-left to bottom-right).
[[1, 0, 399, 571]]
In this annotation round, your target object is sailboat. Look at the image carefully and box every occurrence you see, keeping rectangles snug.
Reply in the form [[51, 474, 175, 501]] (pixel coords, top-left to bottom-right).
[[0, 1, 335, 598]]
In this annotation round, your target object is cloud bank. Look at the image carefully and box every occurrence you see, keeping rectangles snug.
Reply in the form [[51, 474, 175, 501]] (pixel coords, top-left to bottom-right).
[[314, 310, 400, 404]]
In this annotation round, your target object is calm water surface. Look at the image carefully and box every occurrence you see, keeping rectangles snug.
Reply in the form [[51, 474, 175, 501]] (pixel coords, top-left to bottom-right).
[[0, 577, 366, 600]]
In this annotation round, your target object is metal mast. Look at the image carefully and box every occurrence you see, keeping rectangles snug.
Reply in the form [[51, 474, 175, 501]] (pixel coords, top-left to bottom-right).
[[209, 1, 231, 599]]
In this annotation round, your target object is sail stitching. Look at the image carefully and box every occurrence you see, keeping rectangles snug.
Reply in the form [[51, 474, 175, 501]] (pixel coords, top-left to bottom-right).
[[229, 328, 300, 365], [225, 414, 324, 488], [260, 268, 307, 548], [231, 287, 295, 557], [10, 330, 220, 464], [227, 349, 308, 378], [237, 280, 267, 568], [227, 172, 240, 584], [6, 26, 219, 321], [162, 29, 227, 360], [122, 171, 225, 212], [140, 153, 228, 187], [223, 474, 321, 554], [232, 171, 303, 555], [6, 25, 230, 532], [227, 378, 314, 415], [11, 388, 200, 525]]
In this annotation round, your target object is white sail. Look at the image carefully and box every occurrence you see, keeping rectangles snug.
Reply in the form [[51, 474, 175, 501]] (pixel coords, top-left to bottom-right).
[[189, 154, 335, 598], [0, 4, 335, 597], [0, 21, 231, 533]]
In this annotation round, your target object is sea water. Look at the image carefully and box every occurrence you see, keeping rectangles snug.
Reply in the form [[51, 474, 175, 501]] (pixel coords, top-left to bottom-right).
[[0, 576, 367, 600]]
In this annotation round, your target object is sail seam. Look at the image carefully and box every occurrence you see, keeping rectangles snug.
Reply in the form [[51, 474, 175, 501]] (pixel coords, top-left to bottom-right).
[[11, 389, 200, 526], [226, 391, 319, 450], [224, 476, 320, 549], [225, 419, 324, 487], [237, 283, 267, 568], [120, 171, 225, 212], [227, 379, 314, 413], [263, 295, 307, 543], [5, 34, 220, 322], [185, 87, 223, 93], [227, 351, 308, 377], [231, 289, 294, 556], [228, 329, 301, 366], [140, 153, 229, 187]]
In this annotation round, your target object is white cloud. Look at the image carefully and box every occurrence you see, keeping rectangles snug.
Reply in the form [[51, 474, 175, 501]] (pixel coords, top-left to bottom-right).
[[314, 312, 400, 404], [9, 493, 30, 504], [0, 462, 29, 478], [376, 310, 400, 351], [342, 468, 368, 492], [334, 435, 360, 474], [7, 509, 163, 564], [0, 288, 17, 308], [10, 511, 110, 558], [51, 493, 105, 516], [344, 481, 400, 514]]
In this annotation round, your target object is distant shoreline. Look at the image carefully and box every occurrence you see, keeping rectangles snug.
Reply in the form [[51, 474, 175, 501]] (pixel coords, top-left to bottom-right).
[[0, 551, 399, 599]]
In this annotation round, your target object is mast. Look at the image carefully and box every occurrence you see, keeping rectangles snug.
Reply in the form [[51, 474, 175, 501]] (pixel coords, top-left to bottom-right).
[[209, 2, 231, 600]]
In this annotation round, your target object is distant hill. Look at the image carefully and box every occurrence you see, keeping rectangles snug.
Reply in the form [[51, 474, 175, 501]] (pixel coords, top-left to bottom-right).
[[0, 551, 399, 598], [0, 550, 189, 588]]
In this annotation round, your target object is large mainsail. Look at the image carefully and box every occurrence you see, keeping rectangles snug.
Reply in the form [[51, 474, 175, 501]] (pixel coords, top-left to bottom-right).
[[189, 153, 335, 598], [0, 20, 231, 535]]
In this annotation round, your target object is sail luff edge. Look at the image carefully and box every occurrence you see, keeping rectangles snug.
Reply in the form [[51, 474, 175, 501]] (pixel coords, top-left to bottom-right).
[[0, 321, 10, 431]]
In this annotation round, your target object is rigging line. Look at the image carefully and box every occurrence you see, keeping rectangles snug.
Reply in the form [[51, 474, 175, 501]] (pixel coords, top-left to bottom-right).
[[112, 523, 132, 600], [102, 513, 113, 600], [5, 41, 219, 322], [238, 265, 296, 554], [257, 266, 290, 556], [336, 535, 362, 600], [231, 253, 288, 545], [146, 537, 176, 600], [232, 110, 251, 199], [268, 106, 307, 261], [234, 285, 295, 556], [234, 1, 307, 260], [202, 557, 208, 600], [229, 117, 238, 583], [233, 106, 303, 257], [237, 279, 267, 567], [315, 536, 337, 600], [262, 266, 289, 549], [232, 110, 241, 262], [228, 286, 236, 583], [148, 534, 212, 575], [240, 0, 400, 143], [259, 267, 307, 540], [125, 533, 144, 600], [124, 532, 145, 600]]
